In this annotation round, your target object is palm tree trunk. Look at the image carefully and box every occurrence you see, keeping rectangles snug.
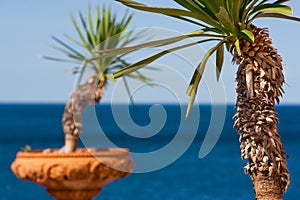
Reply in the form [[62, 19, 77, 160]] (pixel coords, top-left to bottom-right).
[[60, 73, 106, 153], [233, 26, 290, 199]]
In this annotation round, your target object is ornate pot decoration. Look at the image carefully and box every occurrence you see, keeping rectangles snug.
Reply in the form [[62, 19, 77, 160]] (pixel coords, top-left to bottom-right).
[[11, 148, 134, 200]]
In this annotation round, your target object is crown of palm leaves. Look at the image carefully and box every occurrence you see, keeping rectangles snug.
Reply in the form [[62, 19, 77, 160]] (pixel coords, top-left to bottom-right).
[[44, 4, 150, 85], [91, 0, 300, 116]]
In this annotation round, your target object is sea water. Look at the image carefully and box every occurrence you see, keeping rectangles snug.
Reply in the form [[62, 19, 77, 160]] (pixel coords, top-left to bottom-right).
[[0, 104, 299, 200]]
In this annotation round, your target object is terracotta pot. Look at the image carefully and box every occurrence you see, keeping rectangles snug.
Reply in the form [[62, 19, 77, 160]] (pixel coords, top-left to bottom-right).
[[11, 148, 134, 200]]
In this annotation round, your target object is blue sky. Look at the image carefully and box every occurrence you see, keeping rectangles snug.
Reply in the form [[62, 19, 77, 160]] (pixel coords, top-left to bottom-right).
[[1, 0, 299, 104]]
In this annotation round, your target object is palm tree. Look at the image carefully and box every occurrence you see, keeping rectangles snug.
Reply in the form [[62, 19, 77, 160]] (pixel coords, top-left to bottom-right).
[[45, 5, 149, 153], [92, 0, 300, 199]]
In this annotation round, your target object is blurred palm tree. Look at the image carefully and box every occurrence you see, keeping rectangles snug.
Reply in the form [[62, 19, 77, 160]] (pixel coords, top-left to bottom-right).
[[45, 5, 149, 153], [92, 0, 300, 199]]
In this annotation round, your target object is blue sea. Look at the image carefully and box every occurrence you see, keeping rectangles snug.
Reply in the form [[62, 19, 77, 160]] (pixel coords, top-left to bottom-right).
[[0, 104, 299, 200]]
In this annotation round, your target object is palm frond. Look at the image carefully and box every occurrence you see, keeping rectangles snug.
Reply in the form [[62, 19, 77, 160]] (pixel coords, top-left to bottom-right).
[[51, 36, 86, 59], [116, 0, 227, 32], [216, 43, 225, 81], [90, 30, 224, 62], [254, 12, 300, 22], [113, 38, 221, 79]]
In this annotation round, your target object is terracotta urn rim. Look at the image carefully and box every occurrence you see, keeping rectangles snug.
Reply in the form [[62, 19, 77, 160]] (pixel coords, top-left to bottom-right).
[[15, 147, 130, 158]]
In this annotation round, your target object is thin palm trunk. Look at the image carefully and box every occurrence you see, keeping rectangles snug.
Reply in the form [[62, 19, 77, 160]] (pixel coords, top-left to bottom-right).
[[60, 73, 106, 153], [233, 26, 290, 199]]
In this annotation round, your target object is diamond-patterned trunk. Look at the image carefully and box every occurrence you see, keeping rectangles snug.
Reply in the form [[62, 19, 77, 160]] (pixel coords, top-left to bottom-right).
[[61, 73, 106, 153], [233, 26, 290, 199]]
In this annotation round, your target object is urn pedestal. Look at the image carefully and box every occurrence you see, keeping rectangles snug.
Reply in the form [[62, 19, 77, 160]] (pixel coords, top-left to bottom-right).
[[11, 148, 134, 200]]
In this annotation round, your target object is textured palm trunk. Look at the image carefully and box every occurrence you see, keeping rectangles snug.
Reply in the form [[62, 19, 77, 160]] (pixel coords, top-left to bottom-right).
[[232, 26, 290, 199], [60, 73, 106, 153]]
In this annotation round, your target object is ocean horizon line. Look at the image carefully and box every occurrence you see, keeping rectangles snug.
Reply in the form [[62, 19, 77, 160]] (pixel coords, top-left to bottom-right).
[[0, 102, 299, 106]]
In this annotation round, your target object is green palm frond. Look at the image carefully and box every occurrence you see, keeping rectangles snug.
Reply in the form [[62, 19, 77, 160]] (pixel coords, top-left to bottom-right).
[[89, 30, 224, 62], [89, 0, 300, 116]]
